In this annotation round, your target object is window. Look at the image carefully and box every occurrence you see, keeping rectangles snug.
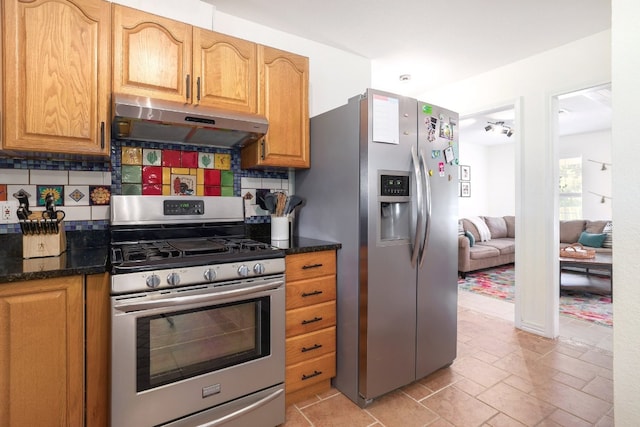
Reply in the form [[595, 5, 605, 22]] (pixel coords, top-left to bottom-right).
[[559, 157, 582, 220]]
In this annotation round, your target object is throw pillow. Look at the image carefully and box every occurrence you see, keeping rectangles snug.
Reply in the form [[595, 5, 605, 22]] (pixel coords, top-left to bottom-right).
[[464, 230, 475, 247], [458, 220, 465, 236], [602, 221, 613, 248], [578, 231, 607, 248], [484, 216, 507, 239]]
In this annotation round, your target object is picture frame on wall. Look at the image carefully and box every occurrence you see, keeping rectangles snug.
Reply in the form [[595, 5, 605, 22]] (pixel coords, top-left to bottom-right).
[[460, 181, 471, 197], [460, 165, 471, 181]]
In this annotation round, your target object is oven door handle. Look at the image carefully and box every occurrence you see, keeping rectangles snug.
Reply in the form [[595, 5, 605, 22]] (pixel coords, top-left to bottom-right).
[[113, 280, 284, 313], [198, 387, 284, 427]]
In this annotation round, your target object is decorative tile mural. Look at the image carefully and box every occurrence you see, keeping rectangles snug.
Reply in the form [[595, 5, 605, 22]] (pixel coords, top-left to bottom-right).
[[118, 144, 234, 196]]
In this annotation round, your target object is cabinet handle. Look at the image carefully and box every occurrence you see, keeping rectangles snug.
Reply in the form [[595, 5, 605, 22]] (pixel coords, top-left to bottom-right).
[[301, 343, 323, 353], [196, 77, 201, 102], [260, 140, 265, 160], [301, 316, 323, 325], [301, 370, 322, 381], [302, 263, 323, 270], [186, 74, 191, 100], [100, 122, 105, 149], [301, 290, 323, 298]]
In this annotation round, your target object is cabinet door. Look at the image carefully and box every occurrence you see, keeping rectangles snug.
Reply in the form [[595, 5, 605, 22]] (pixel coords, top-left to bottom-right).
[[242, 46, 309, 168], [2, 0, 110, 155], [112, 4, 192, 103], [193, 29, 258, 112], [0, 276, 83, 426]]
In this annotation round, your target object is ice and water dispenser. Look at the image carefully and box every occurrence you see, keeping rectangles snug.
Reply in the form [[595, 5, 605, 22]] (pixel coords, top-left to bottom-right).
[[378, 172, 411, 243]]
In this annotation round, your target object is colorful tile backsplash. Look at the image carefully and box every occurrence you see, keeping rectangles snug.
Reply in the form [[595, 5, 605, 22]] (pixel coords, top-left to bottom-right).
[[0, 139, 289, 233]]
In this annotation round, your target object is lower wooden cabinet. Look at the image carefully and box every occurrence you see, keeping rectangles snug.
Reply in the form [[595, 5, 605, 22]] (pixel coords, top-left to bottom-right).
[[0, 276, 84, 426], [0, 272, 110, 426], [284, 250, 337, 405]]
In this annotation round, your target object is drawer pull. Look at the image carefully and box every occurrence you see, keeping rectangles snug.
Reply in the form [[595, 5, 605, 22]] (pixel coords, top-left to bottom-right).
[[302, 370, 323, 381], [301, 316, 323, 325], [301, 343, 323, 353], [302, 263, 323, 270], [301, 290, 323, 297]]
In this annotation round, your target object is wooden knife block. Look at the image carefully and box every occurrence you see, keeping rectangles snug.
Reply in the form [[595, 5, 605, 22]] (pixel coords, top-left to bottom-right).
[[22, 224, 67, 259]]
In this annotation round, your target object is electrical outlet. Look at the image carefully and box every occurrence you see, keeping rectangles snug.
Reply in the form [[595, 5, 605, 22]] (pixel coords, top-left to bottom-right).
[[0, 201, 19, 223]]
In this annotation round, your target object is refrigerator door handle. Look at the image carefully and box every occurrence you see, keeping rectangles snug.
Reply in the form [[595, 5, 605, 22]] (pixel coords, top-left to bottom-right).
[[411, 145, 424, 267], [418, 148, 432, 268]]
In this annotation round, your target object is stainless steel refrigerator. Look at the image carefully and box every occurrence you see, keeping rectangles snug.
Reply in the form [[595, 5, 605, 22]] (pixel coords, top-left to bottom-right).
[[295, 88, 458, 407]]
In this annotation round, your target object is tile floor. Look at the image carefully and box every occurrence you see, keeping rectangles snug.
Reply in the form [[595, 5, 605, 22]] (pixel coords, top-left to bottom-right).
[[281, 292, 613, 426]]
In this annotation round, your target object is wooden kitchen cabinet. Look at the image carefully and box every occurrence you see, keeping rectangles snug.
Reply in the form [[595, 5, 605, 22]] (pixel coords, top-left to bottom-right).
[[0, 276, 84, 426], [2, 0, 111, 156], [242, 46, 310, 169], [284, 250, 336, 405], [112, 5, 258, 113]]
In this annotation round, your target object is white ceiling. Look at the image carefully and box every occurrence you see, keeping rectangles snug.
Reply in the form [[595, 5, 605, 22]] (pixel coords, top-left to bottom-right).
[[203, 0, 612, 143]]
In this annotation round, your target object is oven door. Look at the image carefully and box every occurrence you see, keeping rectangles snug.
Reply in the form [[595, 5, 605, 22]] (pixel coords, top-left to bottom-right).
[[111, 275, 285, 427]]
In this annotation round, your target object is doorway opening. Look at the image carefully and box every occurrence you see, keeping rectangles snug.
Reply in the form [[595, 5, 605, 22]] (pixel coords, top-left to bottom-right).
[[555, 83, 613, 338]]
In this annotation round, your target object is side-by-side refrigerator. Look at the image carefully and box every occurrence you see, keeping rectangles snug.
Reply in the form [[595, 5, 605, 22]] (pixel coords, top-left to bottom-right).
[[295, 88, 459, 407]]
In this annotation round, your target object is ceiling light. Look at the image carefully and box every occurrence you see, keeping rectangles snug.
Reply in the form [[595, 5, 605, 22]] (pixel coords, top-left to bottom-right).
[[399, 74, 411, 82], [484, 121, 514, 137]]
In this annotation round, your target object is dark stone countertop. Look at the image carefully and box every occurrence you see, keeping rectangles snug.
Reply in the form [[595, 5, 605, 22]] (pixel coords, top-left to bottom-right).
[[278, 236, 342, 255], [0, 230, 109, 284], [0, 227, 340, 284], [247, 223, 341, 255]]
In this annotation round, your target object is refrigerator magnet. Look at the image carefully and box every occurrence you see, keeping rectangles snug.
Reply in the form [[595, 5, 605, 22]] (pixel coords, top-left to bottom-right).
[[431, 150, 441, 158], [444, 146, 454, 163], [438, 162, 445, 177]]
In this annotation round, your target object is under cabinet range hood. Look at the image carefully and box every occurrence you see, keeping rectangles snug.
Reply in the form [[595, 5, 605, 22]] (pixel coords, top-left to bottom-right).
[[112, 93, 268, 148]]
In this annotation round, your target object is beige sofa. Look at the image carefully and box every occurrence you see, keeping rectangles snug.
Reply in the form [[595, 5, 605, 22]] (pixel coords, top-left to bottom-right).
[[458, 216, 515, 278], [458, 217, 612, 277]]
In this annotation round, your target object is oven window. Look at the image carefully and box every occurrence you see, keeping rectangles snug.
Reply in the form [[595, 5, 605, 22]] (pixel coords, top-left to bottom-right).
[[136, 296, 271, 392]]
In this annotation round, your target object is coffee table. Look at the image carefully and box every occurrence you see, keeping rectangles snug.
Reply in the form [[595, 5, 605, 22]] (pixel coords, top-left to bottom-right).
[[559, 252, 613, 299]]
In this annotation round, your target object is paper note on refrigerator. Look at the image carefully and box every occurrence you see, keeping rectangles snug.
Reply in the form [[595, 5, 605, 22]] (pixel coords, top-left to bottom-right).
[[372, 94, 399, 144]]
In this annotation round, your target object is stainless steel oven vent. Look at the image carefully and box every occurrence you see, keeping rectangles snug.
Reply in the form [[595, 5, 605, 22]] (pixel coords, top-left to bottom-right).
[[112, 93, 268, 148]]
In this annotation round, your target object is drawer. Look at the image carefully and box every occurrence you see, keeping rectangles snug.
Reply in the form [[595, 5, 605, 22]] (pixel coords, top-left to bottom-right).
[[285, 352, 336, 394], [286, 275, 336, 309], [286, 301, 336, 337], [286, 250, 336, 282], [286, 326, 336, 366]]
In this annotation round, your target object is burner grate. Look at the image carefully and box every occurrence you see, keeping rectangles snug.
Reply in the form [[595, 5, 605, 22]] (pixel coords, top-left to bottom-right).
[[119, 242, 182, 263]]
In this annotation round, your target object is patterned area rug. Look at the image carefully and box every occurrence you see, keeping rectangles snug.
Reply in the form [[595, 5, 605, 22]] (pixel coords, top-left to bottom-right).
[[458, 264, 613, 327]]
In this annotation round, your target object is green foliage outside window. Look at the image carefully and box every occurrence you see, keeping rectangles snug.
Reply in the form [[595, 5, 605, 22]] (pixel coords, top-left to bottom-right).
[[559, 157, 582, 220]]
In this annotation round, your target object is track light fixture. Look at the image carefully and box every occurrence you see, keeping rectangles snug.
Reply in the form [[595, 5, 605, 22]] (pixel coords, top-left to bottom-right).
[[484, 121, 514, 137], [587, 159, 612, 171]]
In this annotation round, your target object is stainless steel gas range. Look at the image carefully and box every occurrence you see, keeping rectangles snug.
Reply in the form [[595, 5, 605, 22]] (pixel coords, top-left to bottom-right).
[[109, 195, 285, 427]]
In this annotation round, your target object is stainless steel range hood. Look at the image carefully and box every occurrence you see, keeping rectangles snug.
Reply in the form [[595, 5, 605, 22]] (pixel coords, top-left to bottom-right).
[[112, 93, 268, 148]]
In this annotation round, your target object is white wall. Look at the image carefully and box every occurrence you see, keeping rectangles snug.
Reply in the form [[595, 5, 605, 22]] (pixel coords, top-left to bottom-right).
[[459, 127, 610, 222], [457, 142, 489, 217], [110, 0, 372, 117], [559, 130, 612, 220], [486, 144, 516, 217], [612, 0, 640, 423]]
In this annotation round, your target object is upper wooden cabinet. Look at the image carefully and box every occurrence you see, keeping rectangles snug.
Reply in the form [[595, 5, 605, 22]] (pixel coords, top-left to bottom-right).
[[112, 5, 192, 104], [1, 0, 111, 156], [112, 5, 257, 113], [193, 29, 258, 113], [241, 46, 310, 169]]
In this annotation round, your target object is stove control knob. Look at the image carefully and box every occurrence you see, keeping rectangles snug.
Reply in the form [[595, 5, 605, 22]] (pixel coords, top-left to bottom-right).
[[167, 272, 181, 287], [146, 274, 161, 289], [253, 263, 265, 275], [203, 268, 217, 282], [237, 265, 249, 277]]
